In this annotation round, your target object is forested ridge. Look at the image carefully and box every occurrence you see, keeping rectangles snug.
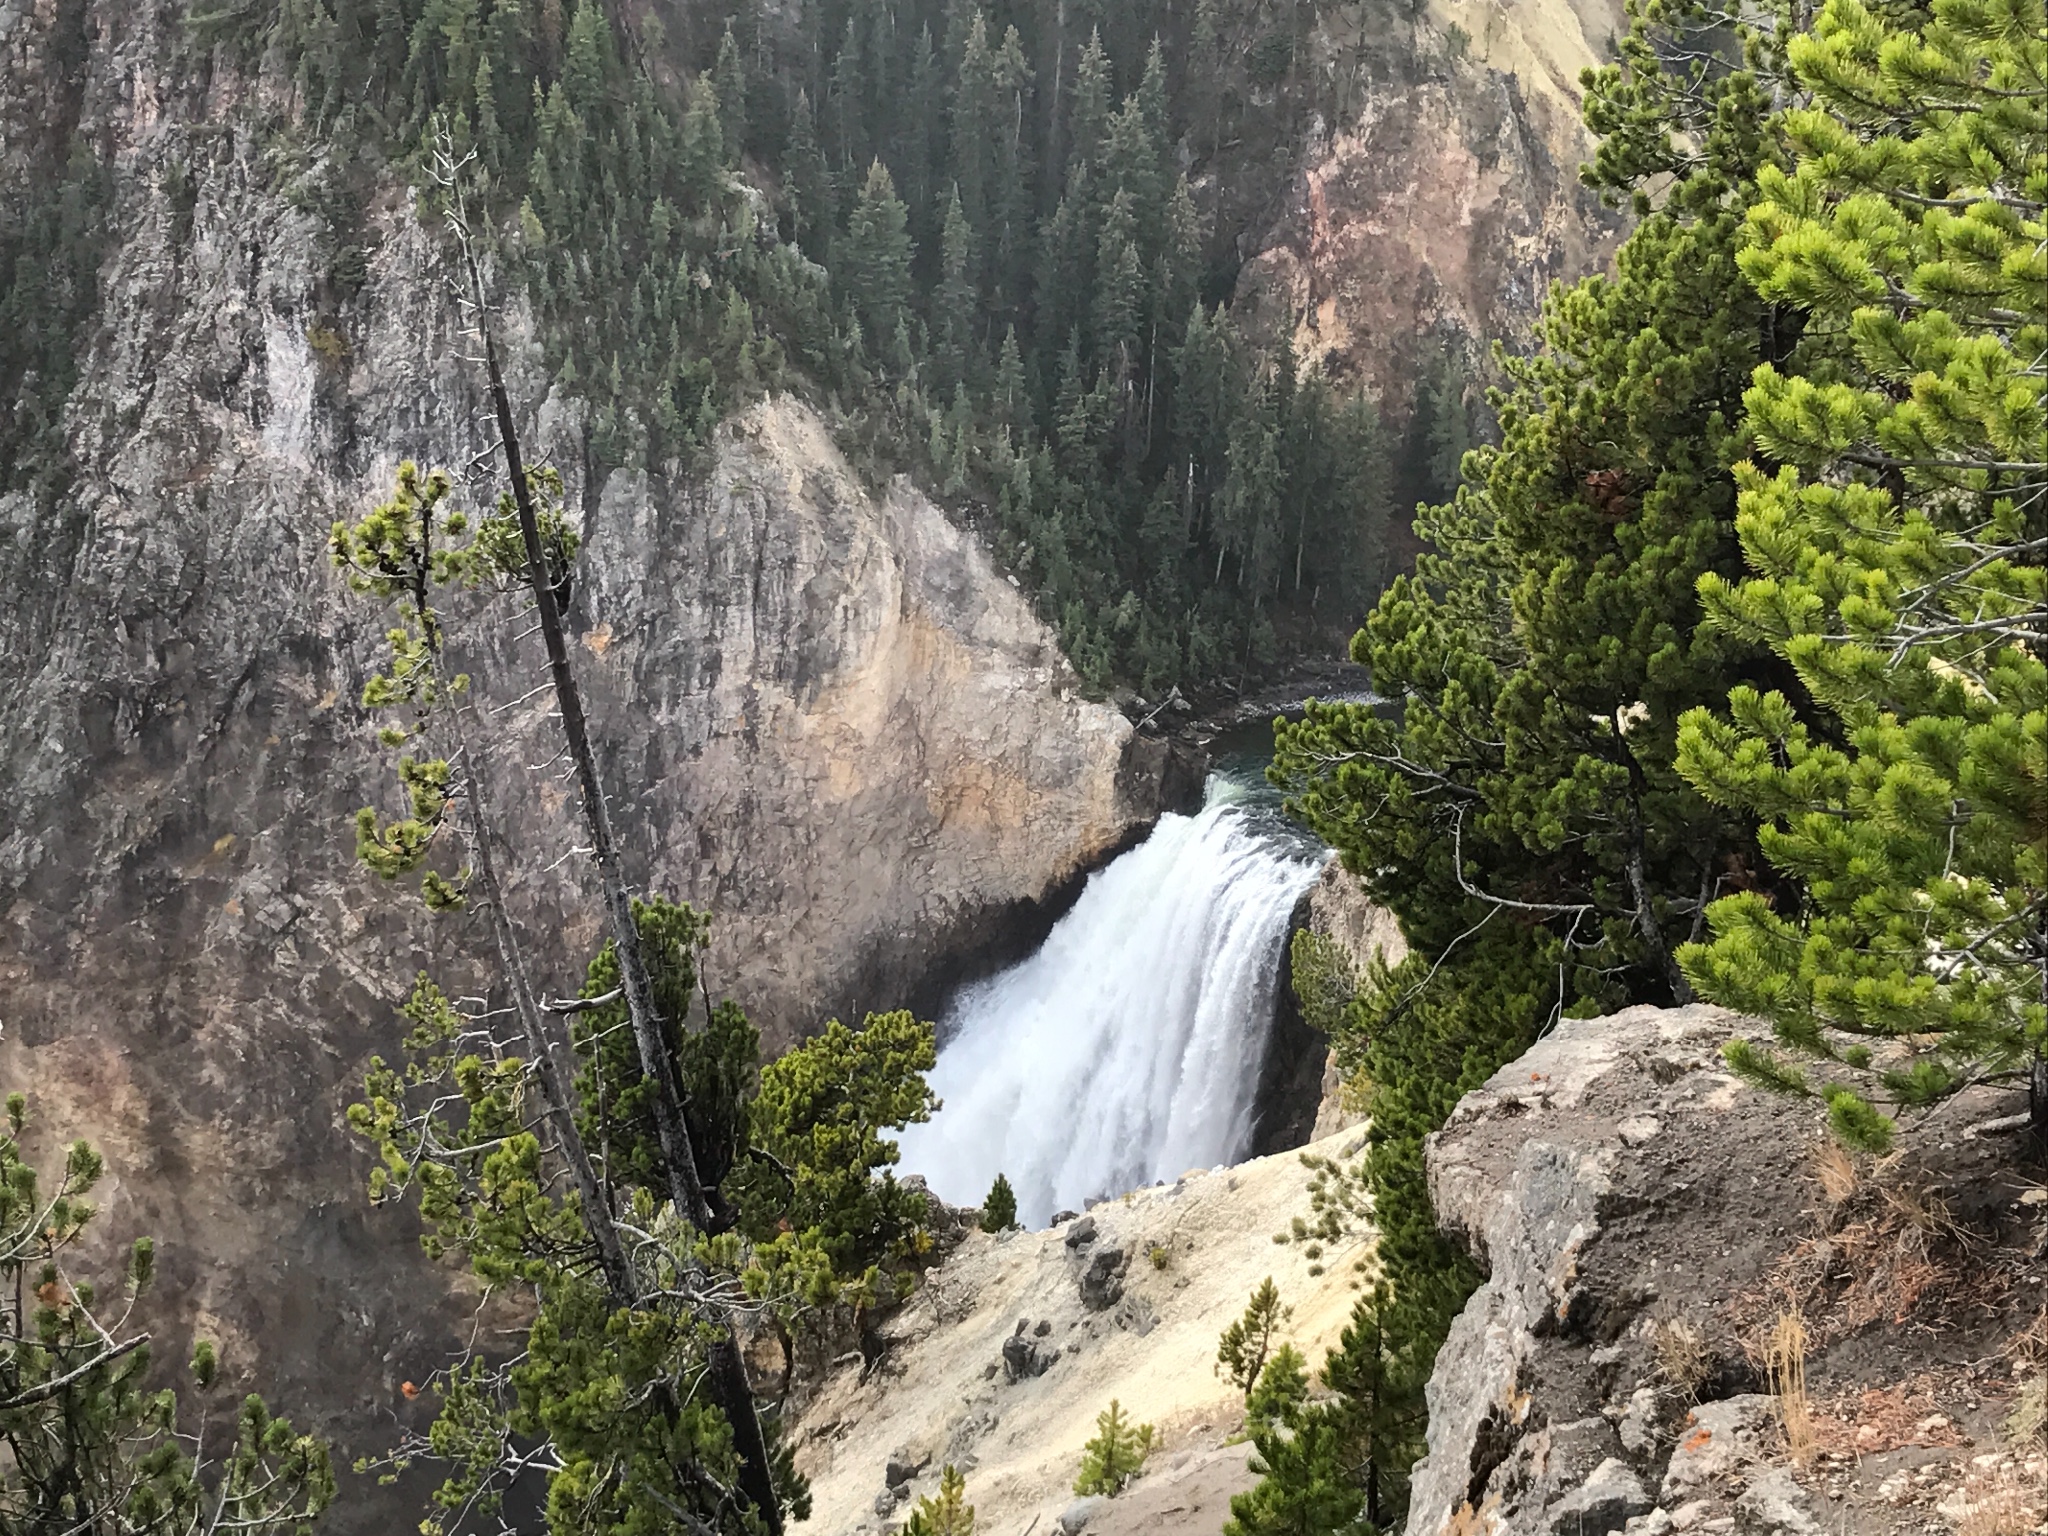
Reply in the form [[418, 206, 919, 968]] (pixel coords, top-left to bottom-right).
[[3, 0, 1492, 694], [1260, 0, 2046, 1524]]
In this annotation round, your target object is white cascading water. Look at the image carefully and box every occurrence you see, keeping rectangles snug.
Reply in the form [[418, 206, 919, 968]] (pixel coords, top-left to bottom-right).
[[897, 777, 1324, 1227]]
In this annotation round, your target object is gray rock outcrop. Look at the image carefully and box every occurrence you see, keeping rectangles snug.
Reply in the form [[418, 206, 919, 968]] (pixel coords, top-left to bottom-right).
[[1404, 1005, 1825, 1536], [1303, 859, 1408, 1138]]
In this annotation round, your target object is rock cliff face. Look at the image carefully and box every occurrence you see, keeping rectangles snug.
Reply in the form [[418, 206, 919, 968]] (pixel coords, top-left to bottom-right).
[[0, 9, 1170, 1490], [1238, 0, 1627, 414], [1408, 1005, 2048, 1536], [1304, 857, 1408, 1140]]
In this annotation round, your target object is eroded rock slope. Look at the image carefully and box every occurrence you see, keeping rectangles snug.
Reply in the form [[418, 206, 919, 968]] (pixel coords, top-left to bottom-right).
[[0, 58, 1166, 1495], [1409, 1005, 2047, 1536], [792, 1125, 1380, 1536]]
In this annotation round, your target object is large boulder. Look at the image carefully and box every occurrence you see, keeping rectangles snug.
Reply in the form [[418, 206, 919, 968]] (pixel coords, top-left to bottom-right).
[[1404, 1005, 1822, 1536]]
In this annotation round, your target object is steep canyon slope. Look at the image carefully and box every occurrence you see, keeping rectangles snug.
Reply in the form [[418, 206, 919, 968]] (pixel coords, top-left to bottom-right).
[[1237, 0, 1627, 413], [0, 38, 1164, 1488]]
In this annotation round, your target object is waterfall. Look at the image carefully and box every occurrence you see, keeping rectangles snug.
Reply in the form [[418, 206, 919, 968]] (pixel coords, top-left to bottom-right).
[[896, 778, 1324, 1228]]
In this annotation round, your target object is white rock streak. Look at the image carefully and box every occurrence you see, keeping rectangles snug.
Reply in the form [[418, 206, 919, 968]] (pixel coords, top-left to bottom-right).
[[899, 779, 1322, 1226]]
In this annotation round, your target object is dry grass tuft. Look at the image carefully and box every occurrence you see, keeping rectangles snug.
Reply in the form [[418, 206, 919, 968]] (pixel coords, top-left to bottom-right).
[[1742, 1167, 2007, 1351], [1808, 1378, 1968, 1456], [1813, 1140, 1861, 1208], [2007, 1373, 2047, 1453], [1952, 1464, 2046, 1536], [2006, 1306, 2048, 1374], [1764, 1306, 1816, 1467], [1651, 1316, 1713, 1403]]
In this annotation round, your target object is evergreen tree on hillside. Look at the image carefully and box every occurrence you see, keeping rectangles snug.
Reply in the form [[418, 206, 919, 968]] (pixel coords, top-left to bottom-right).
[[1073, 1401, 1154, 1496], [932, 183, 982, 391], [841, 159, 916, 357], [980, 1172, 1019, 1231], [336, 434, 947, 1530], [902, 1465, 976, 1536], [1675, 0, 2048, 1147], [0, 1099, 334, 1533], [1264, 0, 1802, 1521]]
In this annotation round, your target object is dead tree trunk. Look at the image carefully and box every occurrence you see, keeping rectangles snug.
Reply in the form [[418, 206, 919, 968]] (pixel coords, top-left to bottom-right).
[[479, 332, 784, 1536]]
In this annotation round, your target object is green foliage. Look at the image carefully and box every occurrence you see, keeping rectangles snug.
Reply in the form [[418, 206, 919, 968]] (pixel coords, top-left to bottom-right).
[[349, 955, 838, 1532], [1072, 1399, 1154, 1497], [731, 1011, 939, 1293], [1291, 929, 1361, 1041], [351, 975, 591, 1280], [572, 897, 759, 1206], [1243, 1343, 1311, 1438], [902, 1464, 976, 1536], [841, 160, 915, 360], [979, 1172, 1019, 1232], [1216, 1278, 1291, 1397], [1676, 0, 2048, 1145], [1224, 1280, 1427, 1535], [1224, 1412, 1363, 1536], [1260, 2, 1803, 1520], [330, 459, 578, 907], [0, 1099, 334, 1533], [1319, 1281, 1428, 1529]]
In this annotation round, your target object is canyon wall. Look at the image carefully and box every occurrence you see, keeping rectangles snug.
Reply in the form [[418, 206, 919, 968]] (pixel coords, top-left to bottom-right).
[[0, 3, 1169, 1500], [1239, 0, 1628, 414], [3, 0, 1628, 1521]]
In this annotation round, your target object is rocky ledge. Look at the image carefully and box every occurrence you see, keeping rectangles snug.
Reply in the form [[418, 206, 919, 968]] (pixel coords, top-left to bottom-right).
[[1409, 1004, 2048, 1536]]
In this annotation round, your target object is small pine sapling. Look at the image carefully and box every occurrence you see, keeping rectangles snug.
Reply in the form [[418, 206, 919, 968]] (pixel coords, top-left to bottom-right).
[[1073, 1400, 1155, 1496], [1243, 1343, 1310, 1437], [1216, 1278, 1291, 1396], [902, 1464, 975, 1535], [981, 1172, 1018, 1232]]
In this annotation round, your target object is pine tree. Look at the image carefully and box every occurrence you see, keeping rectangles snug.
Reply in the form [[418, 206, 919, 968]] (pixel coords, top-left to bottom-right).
[[980, 1171, 1019, 1232], [1223, 1411, 1363, 1536], [1073, 1400, 1154, 1496], [1243, 1343, 1310, 1437], [840, 159, 916, 361], [0, 1096, 335, 1532], [899, 24, 944, 243], [903, 1464, 976, 1536], [786, 88, 836, 261], [1675, 0, 2048, 1147], [1216, 1278, 1291, 1396], [1266, 3, 1801, 1522], [983, 23, 1036, 315], [1321, 1282, 1427, 1529], [1091, 188, 1146, 386], [712, 22, 747, 161], [1066, 28, 1112, 173], [828, 16, 867, 175], [729, 1010, 939, 1280], [992, 325, 1031, 443], [949, 11, 996, 254], [933, 183, 981, 391], [334, 266, 805, 1528]]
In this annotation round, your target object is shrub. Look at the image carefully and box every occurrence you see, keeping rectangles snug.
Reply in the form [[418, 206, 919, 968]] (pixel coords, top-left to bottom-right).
[[1073, 1400, 1154, 1496], [980, 1172, 1018, 1232]]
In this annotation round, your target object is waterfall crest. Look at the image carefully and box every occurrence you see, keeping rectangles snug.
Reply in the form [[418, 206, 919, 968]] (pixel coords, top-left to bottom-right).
[[896, 780, 1324, 1227]]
